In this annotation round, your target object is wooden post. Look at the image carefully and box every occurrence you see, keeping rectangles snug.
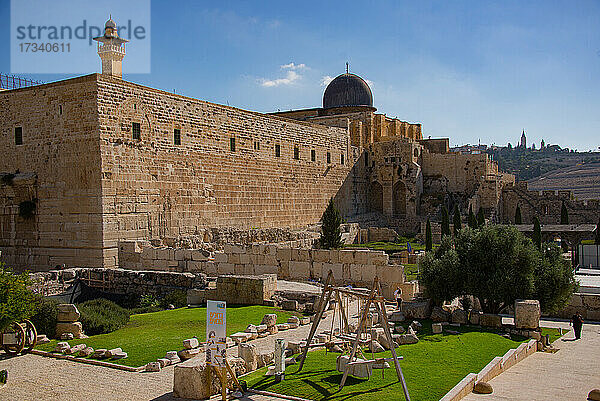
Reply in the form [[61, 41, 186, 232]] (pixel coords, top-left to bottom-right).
[[375, 281, 410, 401], [297, 271, 334, 372], [339, 280, 378, 390]]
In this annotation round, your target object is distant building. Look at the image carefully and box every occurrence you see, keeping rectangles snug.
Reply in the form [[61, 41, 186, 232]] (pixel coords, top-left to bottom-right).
[[520, 130, 527, 148]]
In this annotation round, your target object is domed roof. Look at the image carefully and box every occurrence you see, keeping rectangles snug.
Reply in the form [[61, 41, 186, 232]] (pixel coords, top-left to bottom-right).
[[323, 73, 373, 109], [105, 18, 117, 29]]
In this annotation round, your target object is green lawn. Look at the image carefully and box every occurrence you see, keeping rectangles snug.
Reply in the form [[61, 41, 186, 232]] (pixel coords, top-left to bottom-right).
[[243, 321, 563, 401], [36, 305, 299, 367], [403, 264, 419, 281]]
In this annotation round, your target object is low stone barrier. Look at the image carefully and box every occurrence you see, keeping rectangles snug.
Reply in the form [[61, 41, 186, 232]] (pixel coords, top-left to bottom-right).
[[118, 241, 413, 298], [439, 339, 538, 401], [550, 292, 600, 321]]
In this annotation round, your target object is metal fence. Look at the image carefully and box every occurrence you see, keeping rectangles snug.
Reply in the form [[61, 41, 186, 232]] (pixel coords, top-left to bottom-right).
[[0, 73, 43, 90]]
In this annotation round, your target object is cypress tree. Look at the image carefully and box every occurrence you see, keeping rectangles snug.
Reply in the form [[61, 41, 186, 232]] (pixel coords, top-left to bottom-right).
[[453, 204, 462, 236], [477, 207, 485, 227], [515, 205, 522, 224], [468, 205, 478, 229], [425, 218, 433, 252], [533, 217, 542, 250], [319, 198, 343, 249], [561, 202, 569, 225], [596, 216, 600, 245], [441, 206, 451, 237]]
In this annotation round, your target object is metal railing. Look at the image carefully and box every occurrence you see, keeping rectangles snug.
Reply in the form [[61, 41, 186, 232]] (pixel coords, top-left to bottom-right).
[[0, 73, 43, 90]]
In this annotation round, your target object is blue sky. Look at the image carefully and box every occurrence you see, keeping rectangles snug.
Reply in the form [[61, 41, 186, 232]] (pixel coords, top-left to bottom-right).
[[1, 0, 599, 150]]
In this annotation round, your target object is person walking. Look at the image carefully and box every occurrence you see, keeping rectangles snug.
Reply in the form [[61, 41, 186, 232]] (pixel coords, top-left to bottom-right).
[[394, 286, 403, 311], [570, 312, 584, 340]]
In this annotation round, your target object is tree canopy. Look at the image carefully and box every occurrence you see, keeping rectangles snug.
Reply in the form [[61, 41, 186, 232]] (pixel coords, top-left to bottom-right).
[[419, 225, 577, 314], [561, 202, 569, 225], [533, 217, 542, 250], [453, 205, 462, 236], [477, 208, 485, 227], [0, 263, 36, 331], [441, 206, 451, 238], [319, 198, 343, 249], [425, 218, 433, 252], [468, 206, 478, 229]]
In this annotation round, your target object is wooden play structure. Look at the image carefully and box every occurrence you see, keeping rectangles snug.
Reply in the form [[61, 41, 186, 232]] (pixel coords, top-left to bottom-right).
[[1, 319, 37, 355], [298, 271, 411, 400]]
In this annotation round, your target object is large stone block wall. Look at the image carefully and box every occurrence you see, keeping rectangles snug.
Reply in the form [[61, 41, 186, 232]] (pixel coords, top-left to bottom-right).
[[0, 75, 104, 271], [96, 75, 357, 267], [500, 182, 600, 225], [551, 293, 600, 321], [118, 241, 408, 298]]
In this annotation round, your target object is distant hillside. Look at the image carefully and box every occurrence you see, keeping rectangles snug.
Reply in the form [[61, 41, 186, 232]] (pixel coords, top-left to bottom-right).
[[486, 147, 600, 181], [527, 162, 600, 200]]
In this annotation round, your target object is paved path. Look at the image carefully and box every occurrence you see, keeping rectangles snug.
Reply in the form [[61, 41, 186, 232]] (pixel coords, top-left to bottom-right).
[[463, 320, 600, 401]]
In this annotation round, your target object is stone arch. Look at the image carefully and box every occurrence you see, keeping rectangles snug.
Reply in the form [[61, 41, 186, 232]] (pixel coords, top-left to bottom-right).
[[393, 181, 407, 216], [369, 181, 383, 213]]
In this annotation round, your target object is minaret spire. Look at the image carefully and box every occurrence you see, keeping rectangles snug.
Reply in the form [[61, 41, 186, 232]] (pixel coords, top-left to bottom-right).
[[346, 62, 349, 74]]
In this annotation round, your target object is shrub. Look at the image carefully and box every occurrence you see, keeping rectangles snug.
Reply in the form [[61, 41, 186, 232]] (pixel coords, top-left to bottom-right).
[[129, 305, 162, 315], [78, 298, 130, 335], [0, 263, 36, 331], [159, 290, 188, 309], [30, 296, 58, 338], [453, 204, 461, 235], [139, 294, 159, 308], [533, 217, 542, 250], [441, 206, 451, 237], [515, 205, 522, 224], [425, 219, 432, 252]]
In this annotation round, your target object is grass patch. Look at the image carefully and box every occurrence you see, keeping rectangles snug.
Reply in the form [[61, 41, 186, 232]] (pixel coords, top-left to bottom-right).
[[403, 264, 419, 281], [345, 237, 437, 255], [36, 305, 299, 367], [243, 320, 551, 401]]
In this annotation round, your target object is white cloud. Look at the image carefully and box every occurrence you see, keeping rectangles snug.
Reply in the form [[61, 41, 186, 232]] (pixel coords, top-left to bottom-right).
[[260, 70, 301, 87], [281, 62, 306, 70], [320, 75, 334, 87]]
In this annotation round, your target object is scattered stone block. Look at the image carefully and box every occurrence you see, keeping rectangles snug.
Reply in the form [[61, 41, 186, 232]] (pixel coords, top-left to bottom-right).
[[432, 323, 443, 334], [395, 325, 406, 334], [276, 323, 289, 331], [166, 351, 181, 364], [451, 309, 468, 325], [65, 344, 86, 355], [469, 310, 482, 325], [157, 358, 171, 368], [282, 300, 299, 311], [480, 313, 502, 328], [514, 300, 541, 330], [256, 324, 268, 332], [430, 306, 451, 322], [112, 352, 128, 360], [79, 347, 94, 357], [368, 340, 385, 353], [402, 300, 431, 320], [588, 389, 600, 401], [56, 322, 82, 338], [267, 325, 278, 335], [389, 311, 405, 322], [36, 334, 50, 344], [92, 349, 107, 358], [60, 332, 74, 341], [105, 348, 123, 358], [285, 356, 297, 366], [146, 362, 161, 372], [230, 332, 252, 344], [238, 343, 258, 371], [245, 324, 258, 333], [257, 352, 274, 368], [54, 342, 70, 353], [473, 381, 493, 394], [183, 338, 199, 349], [179, 348, 201, 360], [258, 331, 269, 338], [260, 314, 277, 327], [57, 304, 80, 323], [287, 316, 300, 325], [409, 320, 422, 332]]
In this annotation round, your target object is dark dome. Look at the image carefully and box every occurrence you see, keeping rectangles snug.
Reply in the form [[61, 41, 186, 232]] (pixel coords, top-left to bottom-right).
[[323, 73, 373, 109]]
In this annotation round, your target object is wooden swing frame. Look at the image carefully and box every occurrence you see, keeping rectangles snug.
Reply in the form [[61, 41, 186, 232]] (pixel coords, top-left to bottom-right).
[[297, 271, 411, 400]]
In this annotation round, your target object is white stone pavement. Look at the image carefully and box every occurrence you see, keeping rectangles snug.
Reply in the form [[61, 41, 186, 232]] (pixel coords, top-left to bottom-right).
[[463, 319, 600, 401]]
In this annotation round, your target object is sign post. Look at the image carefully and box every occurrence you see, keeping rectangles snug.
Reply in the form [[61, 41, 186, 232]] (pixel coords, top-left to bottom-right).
[[206, 300, 227, 400]]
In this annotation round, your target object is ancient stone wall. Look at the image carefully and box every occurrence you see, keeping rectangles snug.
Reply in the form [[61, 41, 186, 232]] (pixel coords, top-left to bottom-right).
[[96, 75, 357, 267], [0, 75, 104, 271], [117, 241, 410, 298], [500, 182, 600, 224]]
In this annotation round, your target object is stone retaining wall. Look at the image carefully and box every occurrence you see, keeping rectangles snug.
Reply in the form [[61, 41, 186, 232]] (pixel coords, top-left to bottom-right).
[[551, 293, 600, 321], [118, 241, 413, 298], [440, 339, 538, 401]]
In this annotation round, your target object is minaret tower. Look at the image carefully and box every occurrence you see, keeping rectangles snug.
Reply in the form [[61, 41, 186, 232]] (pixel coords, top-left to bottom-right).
[[93, 17, 128, 78]]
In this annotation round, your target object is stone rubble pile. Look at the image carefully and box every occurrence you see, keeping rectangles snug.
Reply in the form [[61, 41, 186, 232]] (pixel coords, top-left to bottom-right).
[[56, 304, 85, 339]]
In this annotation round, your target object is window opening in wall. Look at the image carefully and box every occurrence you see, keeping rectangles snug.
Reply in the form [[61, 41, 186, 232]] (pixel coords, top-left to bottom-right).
[[311, 149, 316, 162], [294, 146, 299, 160], [174, 128, 181, 145], [15, 127, 23, 145], [253, 141, 260, 150], [365, 152, 369, 166], [327, 152, 331, 164], [230, 137, 236, 152], [59, 105, 62, 115], [132, 122, 141, 140], [341, 153, 345, 165], [390, 157, 396, 163], [275, 144, 281, 157], [134, 104, 137, 110]]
